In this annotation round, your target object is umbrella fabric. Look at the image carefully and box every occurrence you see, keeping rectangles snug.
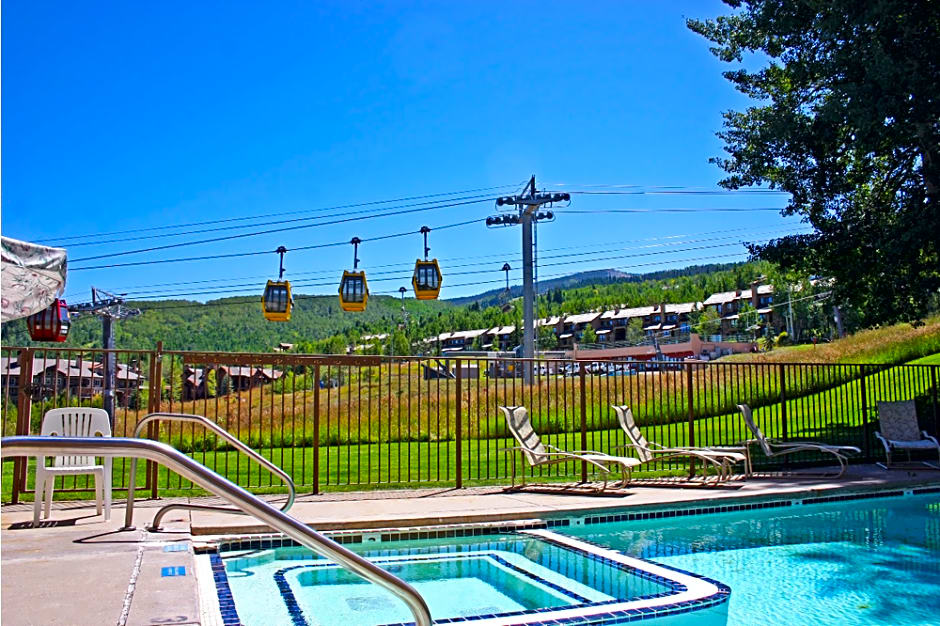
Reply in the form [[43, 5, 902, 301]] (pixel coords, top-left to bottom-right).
[[1, 236, 67, 322]]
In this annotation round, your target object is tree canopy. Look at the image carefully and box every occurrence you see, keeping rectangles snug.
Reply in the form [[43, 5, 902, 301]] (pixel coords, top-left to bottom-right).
[[689, 0, 940, 327]]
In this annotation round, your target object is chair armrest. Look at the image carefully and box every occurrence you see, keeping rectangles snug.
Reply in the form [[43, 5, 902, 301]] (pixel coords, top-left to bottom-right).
[[923, 432, 940, 446]]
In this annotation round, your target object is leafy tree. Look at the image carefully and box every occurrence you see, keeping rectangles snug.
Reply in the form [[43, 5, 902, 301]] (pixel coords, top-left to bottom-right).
[[537, 325, 558, 350], [389, 329, 410, 356], [694, 308, 721, 337], [688, 1, 940, 327], [580, 326, 597, 344], [625, 318, 646, 344], [205, 368, 217, 398]]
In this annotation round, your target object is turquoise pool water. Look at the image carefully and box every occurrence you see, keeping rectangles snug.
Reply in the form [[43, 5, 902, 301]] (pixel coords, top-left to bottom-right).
[[561, 493, 940, 625], [223, 533, 672, 624]]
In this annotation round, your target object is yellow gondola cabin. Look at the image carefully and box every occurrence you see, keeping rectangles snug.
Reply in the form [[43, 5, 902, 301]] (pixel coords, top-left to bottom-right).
[[339, 270, 368, 312], [262, 246, 292, 321], [412, 259, 442, 299]]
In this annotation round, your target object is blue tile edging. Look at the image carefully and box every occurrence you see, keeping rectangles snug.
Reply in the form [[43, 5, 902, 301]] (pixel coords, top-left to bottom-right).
[[208, 551, 242, 626]]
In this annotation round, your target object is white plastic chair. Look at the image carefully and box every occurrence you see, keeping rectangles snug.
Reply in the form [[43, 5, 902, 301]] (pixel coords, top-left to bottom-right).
[[33, 407, 112, 526]]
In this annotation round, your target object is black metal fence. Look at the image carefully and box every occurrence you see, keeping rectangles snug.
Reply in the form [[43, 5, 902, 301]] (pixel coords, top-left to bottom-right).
[[2, 345, 937, 501]]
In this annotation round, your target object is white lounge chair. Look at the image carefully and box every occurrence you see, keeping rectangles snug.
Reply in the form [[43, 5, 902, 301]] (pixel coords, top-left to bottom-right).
[[611, 405, 747, 483], [737, 404, 860, 477], [33, 407, 112, 527], [875, 400, 940, 469], [499, 405, 640, 492]]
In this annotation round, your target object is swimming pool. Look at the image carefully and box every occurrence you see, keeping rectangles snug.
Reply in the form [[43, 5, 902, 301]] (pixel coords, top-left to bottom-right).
[[560, 490, 940, 625], [205, 488, 939, 625], [214, 525, 729, 625]]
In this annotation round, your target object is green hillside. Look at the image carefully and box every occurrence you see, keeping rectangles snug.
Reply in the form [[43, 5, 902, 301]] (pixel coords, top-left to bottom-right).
[[1, 294, 454, 352], [1, 261, 776, 352]]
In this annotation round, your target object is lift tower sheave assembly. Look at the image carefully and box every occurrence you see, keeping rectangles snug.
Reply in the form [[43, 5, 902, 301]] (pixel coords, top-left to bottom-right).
[[488, 176, 568, 382], [69, 288, 142, 424]]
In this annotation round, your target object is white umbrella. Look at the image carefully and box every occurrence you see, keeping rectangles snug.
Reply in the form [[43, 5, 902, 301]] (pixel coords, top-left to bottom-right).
[[1, 236, 68, 322]]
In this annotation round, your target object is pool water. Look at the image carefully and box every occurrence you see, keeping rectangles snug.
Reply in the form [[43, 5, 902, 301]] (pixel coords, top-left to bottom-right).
[[223, 534, 672, 625], [561, 493, 940, 626]]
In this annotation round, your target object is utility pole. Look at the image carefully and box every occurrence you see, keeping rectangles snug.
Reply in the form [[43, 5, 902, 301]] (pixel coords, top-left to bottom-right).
[[488, 176, 568, 382], [71, 287, 141, 425], [833, 305, 844, 339], [787, 289, 795, 338]]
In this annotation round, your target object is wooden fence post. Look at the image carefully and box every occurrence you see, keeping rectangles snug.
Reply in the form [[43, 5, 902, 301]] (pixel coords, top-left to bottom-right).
[[313, 363, 320, 495], [148, 342, 163, 499], [687, 363, 695, 478], [455, 361, 463, 489], [12, 348, 35, 504], [779, 364, 788, 440], [579, 362, 588, 484]]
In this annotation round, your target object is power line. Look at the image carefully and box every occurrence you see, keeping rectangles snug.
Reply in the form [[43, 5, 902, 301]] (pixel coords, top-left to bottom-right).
[[38, 183, 523, 245], [69, 217, 487, 271], [61, 192, 502, 249], [555, 207, 785, 214], [67, 223, 804, 296], [70, 198, 492, 263], [78, 225, 812, 299], [124, 251, 753, 312]]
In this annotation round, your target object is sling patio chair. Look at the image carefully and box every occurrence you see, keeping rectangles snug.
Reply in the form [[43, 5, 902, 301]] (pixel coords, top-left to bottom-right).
[[499, 405, 641, 492], [875, 400, 940, 470], [737, 404, 860, 477], [611, 405, 748, 483]]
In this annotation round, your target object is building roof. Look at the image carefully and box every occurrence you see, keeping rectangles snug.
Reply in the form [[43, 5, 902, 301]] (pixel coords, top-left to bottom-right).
[[666, 302, 700, 315], [361, 333, 388, 341], [600, 306, 655, 320], [703, 285, 774, 305], [488, 325, 515, 335], [442, 328, 489, 341], [564, 312, 601, 325], [537, 316, 562, 327]]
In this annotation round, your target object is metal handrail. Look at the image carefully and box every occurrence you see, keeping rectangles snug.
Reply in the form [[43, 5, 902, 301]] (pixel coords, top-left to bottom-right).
[[2, 436, 432, 626], [123, 412, 296, 531]]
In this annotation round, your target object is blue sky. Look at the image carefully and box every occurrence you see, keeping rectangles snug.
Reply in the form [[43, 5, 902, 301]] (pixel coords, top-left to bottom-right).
[[2, 1, 802, 304]]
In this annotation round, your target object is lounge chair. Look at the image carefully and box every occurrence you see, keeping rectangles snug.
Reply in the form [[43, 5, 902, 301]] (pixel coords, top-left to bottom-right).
[[737, 404, 860, 477], [499, 405, 641, 492], [875, 400, 940, 469], [611, 405, 747, 483], [33, 407, 112, 527]]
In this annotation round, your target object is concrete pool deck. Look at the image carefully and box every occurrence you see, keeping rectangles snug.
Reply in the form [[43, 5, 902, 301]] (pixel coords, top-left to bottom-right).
[[2, 465, 939, 625]]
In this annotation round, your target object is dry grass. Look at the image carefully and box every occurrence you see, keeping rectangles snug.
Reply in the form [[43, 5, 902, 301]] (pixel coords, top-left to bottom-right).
[[726, 314, 940, 365]]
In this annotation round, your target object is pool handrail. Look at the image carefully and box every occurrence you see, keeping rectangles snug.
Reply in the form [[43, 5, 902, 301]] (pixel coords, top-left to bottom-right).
[[122, 412, 296, 531], [2, 436, 433, 626]]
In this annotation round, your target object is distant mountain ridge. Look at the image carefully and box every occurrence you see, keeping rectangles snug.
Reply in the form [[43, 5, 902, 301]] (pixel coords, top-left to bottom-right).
[[448, 265, 737, 306], [448, 269, 635, 306]]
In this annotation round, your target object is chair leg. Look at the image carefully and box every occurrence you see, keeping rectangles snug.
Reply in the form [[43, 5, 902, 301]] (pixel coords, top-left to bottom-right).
[[94, 471, 103, 516], [44, 476, 54, 519], [104, 461, 112, 521], [33, 473, 45, 527]]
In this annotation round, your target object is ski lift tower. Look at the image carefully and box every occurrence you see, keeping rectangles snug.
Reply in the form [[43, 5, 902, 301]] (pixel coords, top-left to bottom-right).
[[70, 287, 141, 424]]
